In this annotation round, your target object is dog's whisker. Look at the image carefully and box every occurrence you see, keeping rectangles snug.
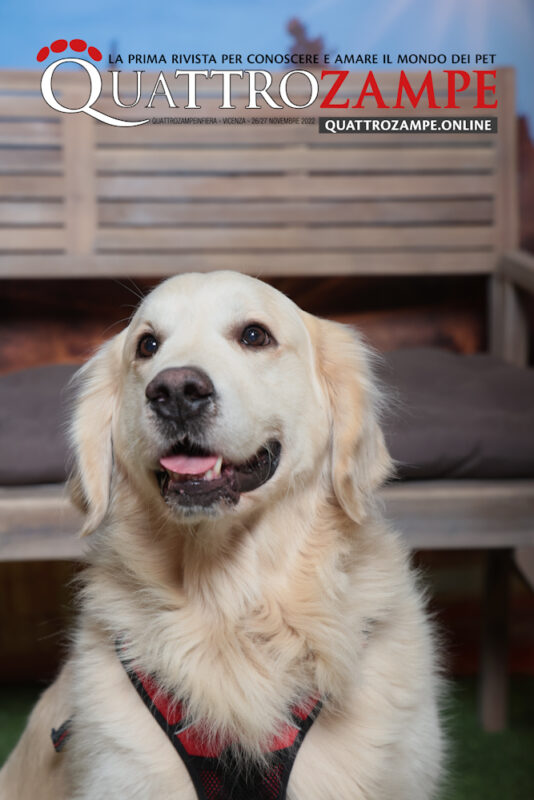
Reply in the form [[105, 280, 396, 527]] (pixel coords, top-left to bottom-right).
[[113, 277, 147, 303]]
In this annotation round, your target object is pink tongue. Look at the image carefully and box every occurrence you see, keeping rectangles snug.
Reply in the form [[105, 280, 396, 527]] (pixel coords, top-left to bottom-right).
[[160, 454, 218, 475]]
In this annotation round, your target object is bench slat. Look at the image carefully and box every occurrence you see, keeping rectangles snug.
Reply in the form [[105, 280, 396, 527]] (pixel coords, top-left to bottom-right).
[[0, 148, 62, 173], [0, 250, 494, 277], [0, 200, 64, 224], [96, 224, 495, 251], [1, 480, 532, 561], [0, 227, 66, 249], [0, 175, 64, 198], [99, 199, 494, 226], [0, 120, 61, 145], [96, 146, 496, 173], [384, 481, 534, 549], [98, 173, 496, 200]]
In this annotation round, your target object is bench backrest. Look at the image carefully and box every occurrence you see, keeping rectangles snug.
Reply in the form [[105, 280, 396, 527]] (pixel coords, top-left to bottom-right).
[[0, 68, 518, 279]]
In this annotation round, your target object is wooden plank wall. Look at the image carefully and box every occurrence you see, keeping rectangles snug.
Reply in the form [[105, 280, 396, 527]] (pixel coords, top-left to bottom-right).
[[0, 69, 510, 278]]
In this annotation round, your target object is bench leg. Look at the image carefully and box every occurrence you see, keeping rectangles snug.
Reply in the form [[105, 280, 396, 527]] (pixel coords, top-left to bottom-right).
[[478, 548, 512, 732]]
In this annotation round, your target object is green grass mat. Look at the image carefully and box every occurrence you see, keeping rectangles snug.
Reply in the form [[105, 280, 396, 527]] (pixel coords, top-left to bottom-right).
[[441, 678, 534, 800], [0, 684, 41, 763], [1, 678, 533, 797]]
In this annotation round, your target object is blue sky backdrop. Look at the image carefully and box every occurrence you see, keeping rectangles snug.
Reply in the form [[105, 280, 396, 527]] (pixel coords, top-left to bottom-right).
[[1, 0, 533, 126]]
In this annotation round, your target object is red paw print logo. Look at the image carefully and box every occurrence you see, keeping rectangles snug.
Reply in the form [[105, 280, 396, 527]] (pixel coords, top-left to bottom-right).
[[37, 39, 102, 62], [38, 38, 148, 128]]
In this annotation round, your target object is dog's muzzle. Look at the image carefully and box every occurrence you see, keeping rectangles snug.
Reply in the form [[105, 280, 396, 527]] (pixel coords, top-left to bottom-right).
[[146, 367, 282, 514]]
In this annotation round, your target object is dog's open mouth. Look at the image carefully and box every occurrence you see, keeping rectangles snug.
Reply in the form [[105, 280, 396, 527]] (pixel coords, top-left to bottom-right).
[[156, 438, 281, 510]]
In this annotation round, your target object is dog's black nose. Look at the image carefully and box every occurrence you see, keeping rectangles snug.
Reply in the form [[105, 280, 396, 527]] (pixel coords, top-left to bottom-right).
[[146, 367, 215, 421]]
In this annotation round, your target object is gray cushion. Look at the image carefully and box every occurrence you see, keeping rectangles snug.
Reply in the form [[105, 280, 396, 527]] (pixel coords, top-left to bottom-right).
[[1, 351, 534, 486], [0, 364, 78, 485], [381, 348, 534, 480]]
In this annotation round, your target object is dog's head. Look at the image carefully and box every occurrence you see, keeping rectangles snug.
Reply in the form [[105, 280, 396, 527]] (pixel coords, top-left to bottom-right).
[[69, 272, 391, 534]]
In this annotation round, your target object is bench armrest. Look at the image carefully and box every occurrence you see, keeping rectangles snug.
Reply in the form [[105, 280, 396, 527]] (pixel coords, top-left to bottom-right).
[[500, 250, 534, 296]]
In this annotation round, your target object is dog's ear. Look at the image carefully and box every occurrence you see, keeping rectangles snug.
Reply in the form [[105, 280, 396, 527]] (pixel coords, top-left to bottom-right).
[[68, 331, 126, 535], [310, 316, 392, 523]]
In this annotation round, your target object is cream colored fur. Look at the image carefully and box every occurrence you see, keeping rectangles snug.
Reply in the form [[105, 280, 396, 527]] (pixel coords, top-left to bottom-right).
[[0, 272, 443, 799]]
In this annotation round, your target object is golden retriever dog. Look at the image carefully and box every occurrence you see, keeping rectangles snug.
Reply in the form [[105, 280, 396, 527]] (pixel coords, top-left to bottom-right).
[[0, 271, 443, 799]]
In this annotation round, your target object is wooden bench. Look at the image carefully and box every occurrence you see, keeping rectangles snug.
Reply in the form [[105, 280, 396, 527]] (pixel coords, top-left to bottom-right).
[[1, 67, 533, 731]]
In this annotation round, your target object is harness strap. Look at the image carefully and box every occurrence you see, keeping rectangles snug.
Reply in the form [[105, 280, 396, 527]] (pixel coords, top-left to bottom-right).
[[51, 718, 72, 752], [118, 651, 322, 800]]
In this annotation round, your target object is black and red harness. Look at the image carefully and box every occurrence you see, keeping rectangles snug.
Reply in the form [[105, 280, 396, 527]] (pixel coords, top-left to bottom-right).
[[52, 650, 322, 800]]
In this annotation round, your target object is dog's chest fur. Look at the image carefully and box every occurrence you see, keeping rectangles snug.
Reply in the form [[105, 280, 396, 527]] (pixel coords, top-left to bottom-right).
[[77, 504, 363, 758]]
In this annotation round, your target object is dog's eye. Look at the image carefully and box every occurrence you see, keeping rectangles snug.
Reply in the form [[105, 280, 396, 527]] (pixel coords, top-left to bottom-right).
[[137, 333, 159, 359], [241, 324, 272, 347]]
